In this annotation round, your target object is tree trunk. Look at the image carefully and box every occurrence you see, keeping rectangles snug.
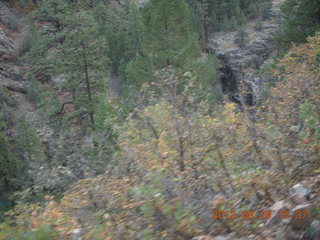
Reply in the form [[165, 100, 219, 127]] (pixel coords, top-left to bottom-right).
[[200, 17, 208, 52], [82, 42, 95, 131], [199, 0, 208, 53]]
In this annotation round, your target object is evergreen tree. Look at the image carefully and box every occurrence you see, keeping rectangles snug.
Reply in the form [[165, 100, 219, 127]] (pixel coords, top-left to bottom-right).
[[95, 2, 126, 76], [238, 11, 247, 26], [230, 16, 238, 30], [186, 0, 212, 50], [186, 0, 270, 34], [261, 1, 272, 20], [210, 8, 220, 31], [30, 0, 70, 31], [54, 10, 109, 131], [220, 0, 240, 19], [28, 0, 71, 81], [15, 116, 44, 163], [197, 0, 210, 52], [126, 53, 153, 90], [234, 26, 248, 48], [276, 0, 320, 49], [30, 2, 109, 131], [186, 0, 202, 33], [239, 0, 260, 17], [0, 115, 19, 195], [255, 15, 263, 31], [126, 2, 145, 60], [142, 0, 198, 68], [125, 0, 199, 94], [221, 17, 232, 31]]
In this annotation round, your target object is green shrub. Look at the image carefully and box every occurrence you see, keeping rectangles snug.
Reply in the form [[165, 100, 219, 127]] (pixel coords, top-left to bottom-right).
[[26, 74, 42, 103], [0, 115, 21, 195], [255, 16, 263, 31], [19, 37, 31, 56], [299, 100, 320, 144], [18, 24, 38, 56], [0, 200, 14, 214], [7, 16, 19, 32], [21, 226, 60, 240], [262, 1, 272, 19], [234, 27, 248, 48]]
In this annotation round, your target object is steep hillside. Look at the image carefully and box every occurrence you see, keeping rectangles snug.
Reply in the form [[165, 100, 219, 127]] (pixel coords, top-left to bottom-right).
[[2, 33, 320, 240], [0, 0, 319, 240]]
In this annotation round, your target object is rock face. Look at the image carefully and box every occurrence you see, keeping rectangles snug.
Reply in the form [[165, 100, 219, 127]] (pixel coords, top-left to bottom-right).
[[0, 29, 14, 54], [0, 3, 22, 122], [0, 2, 18, 26], [208, 0, 284, 106], [292, 184, 312, 199], [0, 25, 17, 89], [0, 3, 44, 135], [0, 3, 24, 88]]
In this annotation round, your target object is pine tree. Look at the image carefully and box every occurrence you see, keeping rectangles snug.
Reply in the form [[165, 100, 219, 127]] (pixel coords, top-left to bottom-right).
[[28, 0, 71, 81], [234, 26, 248, 48], [126, 53, 153, 90], [276, 0, 320, 49], [30, 2, 109, 131], [186, 0, 202, 33], [142, 0, 198, 68], [186, 0, 215, 50], [210, 8, 220, 31], [125, 0, 199, 94], [196, 0, 210, 52], [54, 10, 109, 131], [0, 115, 19, 195], [261, 1, 272, 20], [221, 17, 232, 31], [30, 0, 70, 31], [238, 11, 247, 26], [95, 1, 126, 75], [255, 15, 263, 31], [126, 2, 145, 60], [15, 116, 44, 163], [93, 1, 126, 97], [230, 16, 238, 30]]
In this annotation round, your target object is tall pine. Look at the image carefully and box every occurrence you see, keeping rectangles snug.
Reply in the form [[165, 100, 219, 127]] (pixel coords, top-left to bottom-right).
[[0, 115, 20, 195], [126, 0, 198, 91], [276, 0, 320, 49], [55, 10, 109, 131], [142, 0, 198, 68], [15, 116, 44, 163], [30, 1, 109, 131]]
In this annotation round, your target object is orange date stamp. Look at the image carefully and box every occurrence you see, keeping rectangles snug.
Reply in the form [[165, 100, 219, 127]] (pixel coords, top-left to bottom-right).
[[211, 210, 308, 220]]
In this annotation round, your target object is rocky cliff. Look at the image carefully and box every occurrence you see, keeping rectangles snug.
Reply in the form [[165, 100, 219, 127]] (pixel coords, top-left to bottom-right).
[[0, 2, 22, 128], [209, 0, 284, 106]]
